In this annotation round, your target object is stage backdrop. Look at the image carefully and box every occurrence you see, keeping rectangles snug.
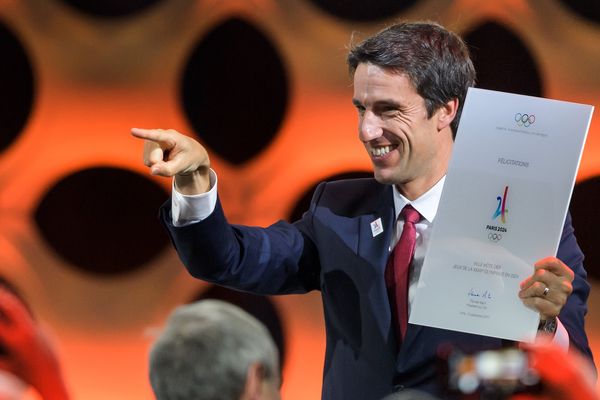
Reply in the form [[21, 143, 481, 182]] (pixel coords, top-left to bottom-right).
[[0, 0, 598, 398]]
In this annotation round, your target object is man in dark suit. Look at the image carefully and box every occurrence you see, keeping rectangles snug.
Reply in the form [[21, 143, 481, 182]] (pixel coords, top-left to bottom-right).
[[132, 21, 593, 400]]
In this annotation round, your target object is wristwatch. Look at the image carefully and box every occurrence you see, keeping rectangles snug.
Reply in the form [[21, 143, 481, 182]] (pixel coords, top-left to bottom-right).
[[537, 317, 557, 334]]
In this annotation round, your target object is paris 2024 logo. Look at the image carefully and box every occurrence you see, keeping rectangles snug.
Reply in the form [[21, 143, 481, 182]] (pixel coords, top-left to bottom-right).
[[486, 186, 509, 242]]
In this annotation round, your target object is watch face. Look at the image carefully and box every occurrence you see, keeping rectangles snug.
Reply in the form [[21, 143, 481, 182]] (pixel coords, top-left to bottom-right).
[[539, 318, 557, 334]]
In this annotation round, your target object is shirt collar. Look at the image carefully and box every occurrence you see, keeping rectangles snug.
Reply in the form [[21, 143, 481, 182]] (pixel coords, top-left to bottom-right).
[[392, 176, 445, 223]]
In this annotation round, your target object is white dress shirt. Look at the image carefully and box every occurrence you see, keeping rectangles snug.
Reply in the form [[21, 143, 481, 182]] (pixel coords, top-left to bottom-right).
[[171, 170, 218, 227], [170, 171, 568, 348]]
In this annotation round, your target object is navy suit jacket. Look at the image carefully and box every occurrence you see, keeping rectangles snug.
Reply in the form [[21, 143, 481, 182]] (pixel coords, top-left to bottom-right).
[[160, 178, 593, 400]]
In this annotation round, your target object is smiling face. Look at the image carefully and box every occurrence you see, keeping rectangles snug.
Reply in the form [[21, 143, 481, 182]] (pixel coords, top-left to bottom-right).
[[352, 63, 456, 200]]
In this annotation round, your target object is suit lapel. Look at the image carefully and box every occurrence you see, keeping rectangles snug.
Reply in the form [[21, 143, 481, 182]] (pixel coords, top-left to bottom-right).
[[355, 183, 426, 356], [354, 184, 398, 351], [357, 184, 395, 271]]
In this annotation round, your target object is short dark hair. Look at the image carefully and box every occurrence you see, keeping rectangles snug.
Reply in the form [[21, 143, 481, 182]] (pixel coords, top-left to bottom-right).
[[347, 21, 475, 136]]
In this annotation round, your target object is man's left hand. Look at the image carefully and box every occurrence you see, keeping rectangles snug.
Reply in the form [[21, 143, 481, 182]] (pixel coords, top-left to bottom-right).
[[518, 257, 574, 320]]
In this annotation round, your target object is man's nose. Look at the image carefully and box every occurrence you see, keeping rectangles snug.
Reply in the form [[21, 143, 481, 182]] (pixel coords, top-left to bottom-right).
[[359, 112, 383, 142]]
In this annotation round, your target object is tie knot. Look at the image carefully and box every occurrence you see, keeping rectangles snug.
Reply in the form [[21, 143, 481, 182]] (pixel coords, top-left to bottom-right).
[[400, 205, 421, 225]]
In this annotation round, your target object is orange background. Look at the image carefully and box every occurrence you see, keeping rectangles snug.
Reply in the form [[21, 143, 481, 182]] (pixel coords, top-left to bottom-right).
[[0, 0, 598, 399]]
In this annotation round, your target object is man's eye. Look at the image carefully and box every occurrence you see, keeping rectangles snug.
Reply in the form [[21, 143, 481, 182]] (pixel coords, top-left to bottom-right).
[[381, 108, 400, 118]]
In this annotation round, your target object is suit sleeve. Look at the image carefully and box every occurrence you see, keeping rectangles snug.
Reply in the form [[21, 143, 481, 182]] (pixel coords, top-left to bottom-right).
[[159, 190, 323, 295], [557, 212, 595, 363]]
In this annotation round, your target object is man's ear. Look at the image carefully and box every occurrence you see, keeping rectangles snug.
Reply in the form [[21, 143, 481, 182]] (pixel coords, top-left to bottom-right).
[[436, 98, 459, 131], [240, 363, 264, 400]]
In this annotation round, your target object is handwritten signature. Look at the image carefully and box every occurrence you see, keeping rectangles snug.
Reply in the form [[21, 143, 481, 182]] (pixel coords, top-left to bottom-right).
[[468, 288, 493, 300]]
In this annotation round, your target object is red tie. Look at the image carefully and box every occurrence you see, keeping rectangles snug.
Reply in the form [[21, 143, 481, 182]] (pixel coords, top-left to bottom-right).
[[385, 204, 421, 341]]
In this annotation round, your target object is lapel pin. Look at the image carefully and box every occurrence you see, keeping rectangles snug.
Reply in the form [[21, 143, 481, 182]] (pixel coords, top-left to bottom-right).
[[370, 218, 384, 237]]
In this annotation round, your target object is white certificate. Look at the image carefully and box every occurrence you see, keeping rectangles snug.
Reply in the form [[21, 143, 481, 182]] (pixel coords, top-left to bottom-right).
[[409, 88, 594, 342]]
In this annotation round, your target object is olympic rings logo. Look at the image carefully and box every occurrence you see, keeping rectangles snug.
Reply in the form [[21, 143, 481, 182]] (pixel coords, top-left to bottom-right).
[[488, 233, 503, 242], [515, 113, 535, 127]]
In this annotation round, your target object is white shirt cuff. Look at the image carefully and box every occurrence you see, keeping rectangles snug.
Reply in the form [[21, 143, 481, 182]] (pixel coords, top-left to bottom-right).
[[535, 317, 569, 350], [550, 318, 569, 350], [171, 169, 218, 227]]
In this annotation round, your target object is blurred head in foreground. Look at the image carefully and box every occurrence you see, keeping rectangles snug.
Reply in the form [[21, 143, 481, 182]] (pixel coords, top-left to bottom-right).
[[149, 299, 281, 400]]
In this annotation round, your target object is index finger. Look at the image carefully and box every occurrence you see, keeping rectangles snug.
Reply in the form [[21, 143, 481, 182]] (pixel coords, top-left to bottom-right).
[[131, 128, 173, 145], [534, 256, 574, 281]]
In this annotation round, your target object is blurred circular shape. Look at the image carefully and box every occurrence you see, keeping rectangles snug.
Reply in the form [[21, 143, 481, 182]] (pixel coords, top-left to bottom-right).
[[191, 285, 286, 369], [180, 17, 289, 165], [287, 170, 372, 222], [305, 0, 417, 22], [0, 20, 35, 153], [457, 372, 479, 394], [558, 0, 600, 24], [60, 0, 164, 18], [34, 167, 169, 276], [474, 351, 503, 380], [464, 21, 543, 97], [570, 176, 600, 280]]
